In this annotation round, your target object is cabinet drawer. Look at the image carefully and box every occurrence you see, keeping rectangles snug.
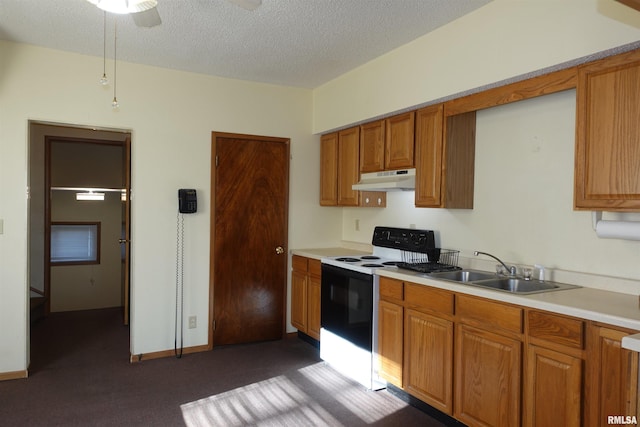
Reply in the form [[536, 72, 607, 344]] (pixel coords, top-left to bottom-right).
[[292, 255, 308, 272], [457, 294, 523, 334], [405, 283, 454, 316], [308, 259, 321, 277], [380, 277, 404, 301], [528, 310, 584, 349]]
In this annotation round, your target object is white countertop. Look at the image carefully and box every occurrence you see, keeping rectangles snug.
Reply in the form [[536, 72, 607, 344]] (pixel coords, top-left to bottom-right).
[[376, 268, 640, 332], [291, 247, 370, 260], [291, 246, 640, 350]]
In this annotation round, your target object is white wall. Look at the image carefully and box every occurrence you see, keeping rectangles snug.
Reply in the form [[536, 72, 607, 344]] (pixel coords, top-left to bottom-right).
[[0, 40, 341, 374]]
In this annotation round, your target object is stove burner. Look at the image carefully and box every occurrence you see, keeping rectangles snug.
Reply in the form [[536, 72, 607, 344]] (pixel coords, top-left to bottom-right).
[[382, 261, 402, 266], [361, 263, 384, 268], [360, 255, 381, 260], [335, 257, 361, 262]]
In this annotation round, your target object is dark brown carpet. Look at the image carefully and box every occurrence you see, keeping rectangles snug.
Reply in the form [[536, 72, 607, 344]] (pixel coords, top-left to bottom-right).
[[0, 307, 447, 426]]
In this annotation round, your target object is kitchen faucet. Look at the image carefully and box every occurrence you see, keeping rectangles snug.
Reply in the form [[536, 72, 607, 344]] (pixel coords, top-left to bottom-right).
[[474, 251, 517, 276]]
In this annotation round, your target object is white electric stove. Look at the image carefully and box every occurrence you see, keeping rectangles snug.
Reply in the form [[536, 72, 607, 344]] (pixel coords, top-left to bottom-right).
[[319, 226, 455, 390]]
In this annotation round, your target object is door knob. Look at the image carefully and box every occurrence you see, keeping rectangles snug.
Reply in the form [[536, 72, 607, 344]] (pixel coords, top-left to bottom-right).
[[275, 246, 284, 255]]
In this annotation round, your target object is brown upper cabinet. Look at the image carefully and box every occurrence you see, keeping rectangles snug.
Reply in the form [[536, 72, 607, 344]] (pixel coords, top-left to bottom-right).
[[320, 128, 386, 207], [359, 120, 385, 173], [337, 126, 361, 206], [385, 111, 415, 170], [360, 112, 415, 173], [319, 132, 339, 206], [575, 48, 640, 211], [319, 127, 360, 206], [415, 104, 476, 208]]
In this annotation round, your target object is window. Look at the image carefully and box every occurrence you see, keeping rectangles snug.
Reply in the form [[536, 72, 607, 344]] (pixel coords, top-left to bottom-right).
[[51, 222, 100, 265]]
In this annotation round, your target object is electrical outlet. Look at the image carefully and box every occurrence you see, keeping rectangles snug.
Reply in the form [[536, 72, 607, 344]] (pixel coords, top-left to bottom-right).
[[188, 316, 197, 329]]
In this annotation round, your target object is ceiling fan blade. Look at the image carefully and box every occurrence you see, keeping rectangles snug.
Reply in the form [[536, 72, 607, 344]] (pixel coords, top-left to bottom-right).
[[132, 6, 162, 27], [227, 0, 262, 11]]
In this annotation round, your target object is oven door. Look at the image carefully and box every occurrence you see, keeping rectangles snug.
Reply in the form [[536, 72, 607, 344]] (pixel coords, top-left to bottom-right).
[[320, 264, 373, 351]]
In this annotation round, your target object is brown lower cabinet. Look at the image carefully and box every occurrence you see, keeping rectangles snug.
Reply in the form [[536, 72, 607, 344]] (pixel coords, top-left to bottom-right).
[[525, 345, 582, 427], [524, 310, 585, 427], [587, 324, 639, 427], [290, 255, 321, 340], [377, 276, 639, 427], [406, 308, 454, 414]]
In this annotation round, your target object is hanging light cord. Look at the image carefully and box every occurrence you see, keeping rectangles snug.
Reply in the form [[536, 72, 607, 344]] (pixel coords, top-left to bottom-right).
[[112, 18, 119, 108], [100, 11, 108, 84]]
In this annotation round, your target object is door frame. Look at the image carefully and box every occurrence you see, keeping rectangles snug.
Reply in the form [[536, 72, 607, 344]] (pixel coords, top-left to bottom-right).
[[209, 131, 290, 348]]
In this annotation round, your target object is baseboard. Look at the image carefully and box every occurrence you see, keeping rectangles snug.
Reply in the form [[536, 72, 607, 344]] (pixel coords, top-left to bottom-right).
[[0, 370, 28, 382], [131, 334, 309, 363], [296, 331, 320, 349], [130, 343, 211, 363], [386, 384, 465, 427]]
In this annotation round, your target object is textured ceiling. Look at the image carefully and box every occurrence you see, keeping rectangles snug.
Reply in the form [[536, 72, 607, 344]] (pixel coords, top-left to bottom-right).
[[0, 0, 491, 88]]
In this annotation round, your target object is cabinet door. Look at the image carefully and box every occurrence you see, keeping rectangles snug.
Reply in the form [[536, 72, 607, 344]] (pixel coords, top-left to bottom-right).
[[290, 270, 308, 332], [575, 49, 640, 210], [587, 325, 639, 427], [455, 323, 521, 427], [378, 299, 404, 387], [360, 120, 385, 173], [524, 345, 582, 427], [415, 104, 444, 207], [319, 133, 338, 206], [405, 308, 453, 415], [337, 127, 360, 206], [307, 273, 321, 341], [385, 111, 415, 170]]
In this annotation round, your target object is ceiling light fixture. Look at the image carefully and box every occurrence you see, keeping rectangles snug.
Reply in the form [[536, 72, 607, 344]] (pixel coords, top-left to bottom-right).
[[76, 191, 106, 201], [86, 0, 158, 15]]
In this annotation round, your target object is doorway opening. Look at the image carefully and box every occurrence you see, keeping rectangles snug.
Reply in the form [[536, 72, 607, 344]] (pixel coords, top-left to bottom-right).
[[28, 121, 131, 371]]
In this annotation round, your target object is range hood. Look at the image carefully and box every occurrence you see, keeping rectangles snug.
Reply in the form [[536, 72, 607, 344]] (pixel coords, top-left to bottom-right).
[[352, 168, 416, 191]]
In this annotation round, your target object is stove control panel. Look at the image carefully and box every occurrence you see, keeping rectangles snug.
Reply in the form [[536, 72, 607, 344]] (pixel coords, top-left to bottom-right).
[[372, 226, 435, 253]]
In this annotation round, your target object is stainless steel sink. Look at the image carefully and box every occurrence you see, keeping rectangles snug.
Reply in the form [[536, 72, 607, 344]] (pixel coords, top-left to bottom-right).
[[428, 270, 497, 283], [426, 270, 579, 294], [469, 278, 579, 294]]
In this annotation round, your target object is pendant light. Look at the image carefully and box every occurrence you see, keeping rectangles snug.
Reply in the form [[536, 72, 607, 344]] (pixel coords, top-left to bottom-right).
[[99, 11, 108, 85], [86, 0, 157, 15], [112, 18, 119, 109]]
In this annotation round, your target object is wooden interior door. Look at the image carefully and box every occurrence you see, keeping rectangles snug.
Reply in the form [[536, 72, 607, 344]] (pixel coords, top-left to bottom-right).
[[211, 132, 290, 346]]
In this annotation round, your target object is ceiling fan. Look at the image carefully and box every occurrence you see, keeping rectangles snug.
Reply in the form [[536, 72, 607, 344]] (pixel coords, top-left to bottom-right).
[[87, 0, 263, 28]]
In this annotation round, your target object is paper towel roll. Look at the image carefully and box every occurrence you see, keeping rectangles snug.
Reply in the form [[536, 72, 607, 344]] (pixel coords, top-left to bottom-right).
[[595, 220, 640, 241]]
